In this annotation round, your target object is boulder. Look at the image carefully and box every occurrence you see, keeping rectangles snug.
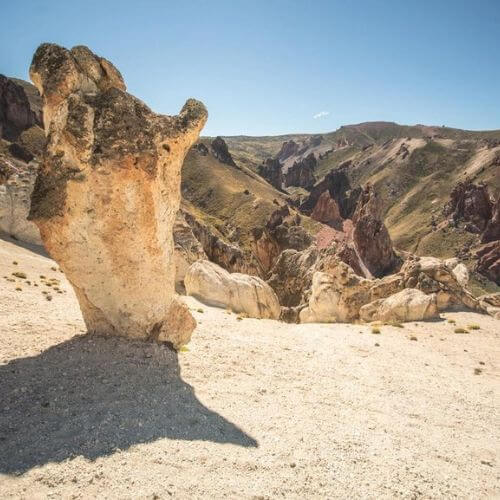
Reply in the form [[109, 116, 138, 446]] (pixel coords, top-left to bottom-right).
[[28, 43, 207, 346], [359, 288, 439, 323], [299, 261, 372, 323], [185, 260, 280, 319]]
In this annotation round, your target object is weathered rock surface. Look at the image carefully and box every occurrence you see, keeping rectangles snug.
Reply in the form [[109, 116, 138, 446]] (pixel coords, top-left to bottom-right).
[[482, 197, 500, 243], [478, 292, 500, 319], [301, 168, 360, 219], [183, 210, 262, 276], [283, 153, 316, 189], [352, 184, 396, 277], [475, 241, 500, 285], [210, 136, 236, 167], [185, 260, 280, 319], [445, 181, 493, 233], [29, 43, 207, 346], [173, 212, 207, 287], [257, 158, 283, 190], [310, 190, 342, 227], [360, 288, 439, 323], [0, 157, 41, 244], [0, 75, 41, 141]]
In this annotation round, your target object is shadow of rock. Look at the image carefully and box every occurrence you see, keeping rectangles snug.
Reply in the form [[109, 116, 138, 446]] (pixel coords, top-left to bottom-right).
[[0, 335, 257, 474]]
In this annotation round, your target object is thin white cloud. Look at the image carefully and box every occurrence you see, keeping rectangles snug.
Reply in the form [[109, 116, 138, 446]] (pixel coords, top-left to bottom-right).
[[313, 111, 329, 119]]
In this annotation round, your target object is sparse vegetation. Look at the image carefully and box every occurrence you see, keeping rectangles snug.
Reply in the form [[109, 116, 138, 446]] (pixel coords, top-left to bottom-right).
[[454, 327, 469, 334], [12, 271, 27, 279], [467, 324, 480, 330], [371, 327, 381, 334]]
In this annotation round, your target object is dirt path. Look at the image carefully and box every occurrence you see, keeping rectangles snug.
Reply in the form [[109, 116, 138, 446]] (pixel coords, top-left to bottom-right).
[[0, 235, 499, 498]]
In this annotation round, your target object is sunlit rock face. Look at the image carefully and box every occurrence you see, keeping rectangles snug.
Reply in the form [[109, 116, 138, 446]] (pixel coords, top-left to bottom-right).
[[29, 43, 207, 347]]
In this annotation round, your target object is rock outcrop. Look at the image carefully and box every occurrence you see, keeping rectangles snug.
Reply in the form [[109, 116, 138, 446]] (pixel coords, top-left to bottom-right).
[[360, 288, 439, 322], [257, 158, 283, 190], [185, 260, 280, 319], [0, 157, 41, 244], [283, 153, 316, 189], [29, 43, 207, 346], [352, 184, 396, 277], [183, 210, 262, 276], [310, 190, 342, 227], [173, 212, 207, 287], [301, 168, 360, 220], [445, 181, 493, 233], [482, 197, 500, 243], [0, 75, 41, 141], [475, 241, 500, 285], [211, 136, 236, 167]]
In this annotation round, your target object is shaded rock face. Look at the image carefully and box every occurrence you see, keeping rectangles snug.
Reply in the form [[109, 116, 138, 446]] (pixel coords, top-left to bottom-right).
[[283, 153, 316, 190], [211, 136, 236, 167], [0, 157, 41, 244], [251, 206, 313, 274], [475, 241, 500, 285], [352, 184, 396, 278], [445, 181, 492, 232], [258, 158, 283, 190], [277, 140, 299, 163], [301, 168, 360, 219], [173, 212, 207, 287], [482, 197, 500, 243], [267, 247, 318, 307], [183, 211, 262, 277], [29, 43, 207, 346], [0, 75, 41, 141], [185, 260, 280, 319], [310, 190, 342, 228]]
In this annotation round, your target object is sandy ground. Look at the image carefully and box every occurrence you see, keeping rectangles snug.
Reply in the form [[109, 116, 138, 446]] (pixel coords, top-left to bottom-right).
[[0, 235, 499, 499]]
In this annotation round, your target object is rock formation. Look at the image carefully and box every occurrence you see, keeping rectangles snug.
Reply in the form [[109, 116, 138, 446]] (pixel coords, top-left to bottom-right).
[[0, 75, 41, 141], [310, 190, 342, 227], [183, 210, 262, 276], [300, 168, 360, 219], [482, 197, 500, 243], [258, 158, 283, 190], [173, 212, 207, 288], [211, 136, 236, 167], [351, 184, 396, 277], [444, 181, 493, 233], [475, 241, 500, 285], [283, 153, 316, 189], [185, 260, 280, 319], [359, 288, 439, 322], [28, 43, 207, 346]]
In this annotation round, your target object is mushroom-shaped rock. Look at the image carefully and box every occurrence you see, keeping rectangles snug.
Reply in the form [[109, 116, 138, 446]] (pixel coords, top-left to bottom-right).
[[185, 260, 280, 319], [28, 43, 207, 347], [359, 288, 439, 323]]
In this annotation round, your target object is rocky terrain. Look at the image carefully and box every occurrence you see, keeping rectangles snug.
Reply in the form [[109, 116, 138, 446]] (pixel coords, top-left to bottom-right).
[[1, 43, 499, 498], [1, 235, 499, 498]]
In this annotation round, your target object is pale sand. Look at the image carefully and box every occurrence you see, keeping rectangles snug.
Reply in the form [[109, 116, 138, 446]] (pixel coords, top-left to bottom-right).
[[0, 235, 499, 499]]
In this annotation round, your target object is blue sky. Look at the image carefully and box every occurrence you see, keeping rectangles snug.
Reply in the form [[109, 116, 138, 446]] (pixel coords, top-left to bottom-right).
[[1, 0, 499, 136]]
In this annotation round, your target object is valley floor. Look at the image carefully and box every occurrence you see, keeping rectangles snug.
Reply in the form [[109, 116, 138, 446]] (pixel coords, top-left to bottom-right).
[[0, 235, 499, 499]]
